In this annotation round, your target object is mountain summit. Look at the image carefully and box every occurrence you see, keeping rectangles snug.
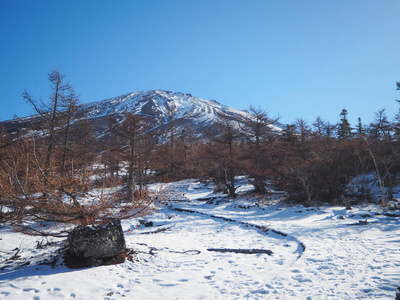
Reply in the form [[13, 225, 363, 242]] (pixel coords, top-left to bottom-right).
[[79, 90, 282, 135]]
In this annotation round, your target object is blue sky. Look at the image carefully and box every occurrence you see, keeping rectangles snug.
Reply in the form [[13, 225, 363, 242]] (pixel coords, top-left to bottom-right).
[[1, 0, 399, 126]]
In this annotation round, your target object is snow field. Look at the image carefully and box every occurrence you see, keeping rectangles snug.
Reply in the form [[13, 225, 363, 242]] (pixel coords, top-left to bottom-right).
[[0, 179, 399, 299]]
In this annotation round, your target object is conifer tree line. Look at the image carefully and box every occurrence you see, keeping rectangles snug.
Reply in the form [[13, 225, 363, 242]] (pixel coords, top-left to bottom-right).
[[0, 70, 399, 230]]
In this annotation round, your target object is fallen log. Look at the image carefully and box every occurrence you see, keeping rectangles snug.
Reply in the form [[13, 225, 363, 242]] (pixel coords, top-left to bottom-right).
[[207, 248, 273, 255]]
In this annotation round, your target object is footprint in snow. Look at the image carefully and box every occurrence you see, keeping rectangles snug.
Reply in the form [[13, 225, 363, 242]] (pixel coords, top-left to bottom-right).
[[23, 288, 40, 293], [292, 275, 312, 283]]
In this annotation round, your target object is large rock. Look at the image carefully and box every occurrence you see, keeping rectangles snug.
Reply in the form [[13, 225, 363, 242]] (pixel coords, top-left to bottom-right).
[[388, 199, 400, 210], [68, 218, 126, 262]]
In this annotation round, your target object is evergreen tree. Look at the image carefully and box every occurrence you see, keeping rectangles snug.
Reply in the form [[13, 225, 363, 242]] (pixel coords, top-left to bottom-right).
[[337, 109, 353, 140], [394, 82, 400, 140], [356, 117, 364, 138]]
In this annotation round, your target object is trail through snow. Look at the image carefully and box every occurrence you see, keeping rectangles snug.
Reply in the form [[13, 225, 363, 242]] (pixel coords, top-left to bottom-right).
[[0, 179, 399, 299]]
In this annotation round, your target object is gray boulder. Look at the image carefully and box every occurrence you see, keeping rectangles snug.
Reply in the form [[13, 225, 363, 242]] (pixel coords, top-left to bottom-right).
[[388, 199, 400, 210], [68, 218, 126, 262]]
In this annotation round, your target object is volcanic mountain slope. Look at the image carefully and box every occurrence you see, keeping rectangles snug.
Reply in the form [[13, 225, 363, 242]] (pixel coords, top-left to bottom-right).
[[2, 90, 283, 138]]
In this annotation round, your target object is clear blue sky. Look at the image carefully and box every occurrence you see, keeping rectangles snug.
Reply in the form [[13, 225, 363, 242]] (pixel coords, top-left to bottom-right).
[[1, 0, 399, 126]]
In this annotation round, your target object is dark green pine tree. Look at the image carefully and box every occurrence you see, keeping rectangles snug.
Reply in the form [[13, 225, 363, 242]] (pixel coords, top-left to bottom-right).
[[394, 82, 400, 140], [356, 117, 364, 138], [337, 109, 353, 140]]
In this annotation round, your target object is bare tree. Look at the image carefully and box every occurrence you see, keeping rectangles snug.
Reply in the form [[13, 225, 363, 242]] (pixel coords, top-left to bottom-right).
[[243, 106, 279, 193], [206, 118, 243, 197], [22, 69, 70, 169], [108, 111, 150, 199]]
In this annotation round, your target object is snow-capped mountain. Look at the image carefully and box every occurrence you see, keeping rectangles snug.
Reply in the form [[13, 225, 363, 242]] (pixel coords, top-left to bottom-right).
[[79, 90, 283, 136], [2, 90, 283, 138]]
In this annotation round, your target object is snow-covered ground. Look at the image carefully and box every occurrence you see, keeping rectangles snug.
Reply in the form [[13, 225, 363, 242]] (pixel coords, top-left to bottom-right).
[[1, 179, 399, 299]]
